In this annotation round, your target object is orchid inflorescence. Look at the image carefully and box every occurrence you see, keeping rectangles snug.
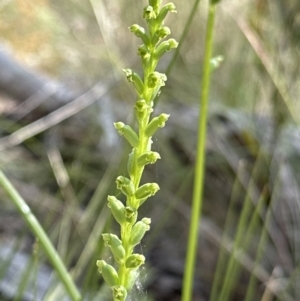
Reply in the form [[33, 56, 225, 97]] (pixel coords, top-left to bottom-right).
[[96, 1, 178, 300]]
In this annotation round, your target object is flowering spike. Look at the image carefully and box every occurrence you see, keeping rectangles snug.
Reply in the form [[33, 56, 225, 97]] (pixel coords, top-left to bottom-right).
[[97, 0, 177, 297]]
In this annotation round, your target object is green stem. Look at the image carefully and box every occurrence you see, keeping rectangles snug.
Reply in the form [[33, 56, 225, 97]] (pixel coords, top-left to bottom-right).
[[181, 3, 216, 301], [118, 61, 154, 290], [0, 170, 82, 301]]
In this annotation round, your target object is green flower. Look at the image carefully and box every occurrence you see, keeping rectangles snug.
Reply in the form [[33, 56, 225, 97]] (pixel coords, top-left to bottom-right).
[[122, 69, 144, 95], [130, 218, 151, 247], [154, 38, 178, 60], [145, 113, 170, 137], [114, 122, 139, 148], [129, 24, 150, 46], [112, 285, 127, 301], [102, 233, 126, 263], [96, 260, 119, 287], [116, 176, 135, 197], [147, 72, 167, 89]]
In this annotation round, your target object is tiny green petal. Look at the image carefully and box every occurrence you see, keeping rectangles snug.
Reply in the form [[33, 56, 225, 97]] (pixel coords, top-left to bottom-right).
[[145, 113, 170, 137], [138, 151, 161, 167], [130, 218, 151, 247], [143, 5, 156, 19], [122, 69, 144, 95], [125, 254, 145, 269], [107, 195, 125, 225], [102, 233, 126, 263], [96, 260, 119, 287], [154, 38, 178, 60], [114, 122, 139, 148], [112, 285, 127, 301], [116, 176, 135, 197]]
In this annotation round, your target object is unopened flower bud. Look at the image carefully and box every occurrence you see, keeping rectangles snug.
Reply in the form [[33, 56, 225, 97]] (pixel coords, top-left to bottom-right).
[[143, 5, 156, 20], [129, 24, 150, 46], [138, 151, 161, 167], [107, 196, 125, 225], [154, 38, 178, 60], [130, 218, 151, 247], [156, 2, 177, 25], [145, 113, 170, 137], [116, 176, 135, 197], [114, 122, 139, 148], [96, 260, 119, 287], [102, 233, 126, 263], [112, 285, 127, 301], [123, 69, 144, 95], [125, 254, 145, 269], [147, 72, 167, 89]]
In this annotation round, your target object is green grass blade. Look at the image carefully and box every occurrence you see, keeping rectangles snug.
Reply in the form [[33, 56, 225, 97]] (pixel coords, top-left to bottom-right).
[[0, 170, 82, 301]]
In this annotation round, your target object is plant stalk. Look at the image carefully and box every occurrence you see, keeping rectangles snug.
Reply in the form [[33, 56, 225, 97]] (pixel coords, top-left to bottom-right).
[[0, 170, 82, 301], [181, 3, 217, 301]]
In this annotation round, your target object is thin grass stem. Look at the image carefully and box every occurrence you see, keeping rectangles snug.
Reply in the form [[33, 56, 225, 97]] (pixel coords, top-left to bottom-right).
[[181, 3, 217, 301], [0, 170, 82, 301]]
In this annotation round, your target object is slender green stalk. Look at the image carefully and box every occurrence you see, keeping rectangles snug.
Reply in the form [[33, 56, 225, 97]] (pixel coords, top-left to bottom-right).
[[0, 170, 82, 301], [181, 3, 217, 301]]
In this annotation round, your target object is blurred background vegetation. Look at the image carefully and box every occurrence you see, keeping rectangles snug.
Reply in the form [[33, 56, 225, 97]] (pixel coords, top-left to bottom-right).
[[1, 0, 300, 300]]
